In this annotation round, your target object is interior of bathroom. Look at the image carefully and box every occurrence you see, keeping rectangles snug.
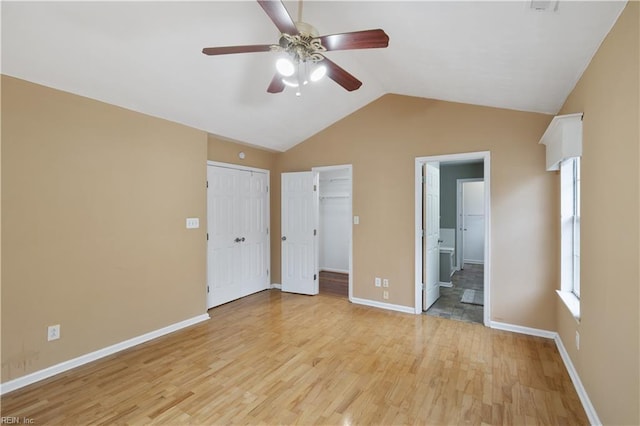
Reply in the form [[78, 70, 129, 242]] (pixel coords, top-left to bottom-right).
[[426, 161, 485, 324]]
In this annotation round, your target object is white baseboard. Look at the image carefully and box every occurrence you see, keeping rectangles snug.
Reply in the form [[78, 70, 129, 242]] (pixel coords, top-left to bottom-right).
[[0, 313, 210, 395], [439, 281, 453, 288], [489, 321, 557, 339], [351, 297, 415, 314], [490, 320, 600, 425], [271, 283, 282, 289], [319, 268, 349, 274], [554, 334, 602, 425]]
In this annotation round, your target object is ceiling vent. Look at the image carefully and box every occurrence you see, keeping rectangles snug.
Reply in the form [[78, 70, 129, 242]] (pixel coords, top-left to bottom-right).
[[530, 0, 559, 12]]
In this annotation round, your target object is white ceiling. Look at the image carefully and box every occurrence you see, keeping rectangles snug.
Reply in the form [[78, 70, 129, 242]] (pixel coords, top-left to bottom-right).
[[2, 1, 626, 152]]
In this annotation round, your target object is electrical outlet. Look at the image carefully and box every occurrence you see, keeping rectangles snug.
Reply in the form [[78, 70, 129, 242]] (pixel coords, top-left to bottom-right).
[[374, 277, 381, 287], [576, 331, 580, 350], [383, 291, 389, 300], [382, 279, 389, 288], [186, 217, 200, 229], [48, 324, 60, 341]]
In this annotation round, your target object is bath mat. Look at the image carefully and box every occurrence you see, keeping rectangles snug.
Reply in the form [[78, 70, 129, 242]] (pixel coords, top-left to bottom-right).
[[461, 289, 484, 306]]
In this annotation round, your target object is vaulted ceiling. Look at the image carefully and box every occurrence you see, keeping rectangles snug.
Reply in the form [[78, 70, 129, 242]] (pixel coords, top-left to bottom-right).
[[2, 1, 626, 151]]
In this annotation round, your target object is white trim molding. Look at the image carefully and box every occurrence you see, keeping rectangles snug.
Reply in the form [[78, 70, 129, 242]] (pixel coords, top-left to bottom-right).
[[554, 335, 602, 425], [490, 320, 601, 425], [490, 321, 557, 339], [556, 290, 581, 322], [0, 313, 210, 395], [351, 297, 415, 315], [271, 283, 282, 289], [319, 267, 349, 274]]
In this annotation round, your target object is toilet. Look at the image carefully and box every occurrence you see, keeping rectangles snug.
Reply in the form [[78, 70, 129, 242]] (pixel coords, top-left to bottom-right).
[[439, 229, 456, 286]]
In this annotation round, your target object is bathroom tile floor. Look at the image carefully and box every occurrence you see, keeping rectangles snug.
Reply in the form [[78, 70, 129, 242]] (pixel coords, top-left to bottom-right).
[[425, 263, 484, 324]]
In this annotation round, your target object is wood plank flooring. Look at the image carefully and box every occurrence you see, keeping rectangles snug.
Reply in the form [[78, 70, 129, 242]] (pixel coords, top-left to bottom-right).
[[1, 290, 588, 425], [319, 271, 348, 298]]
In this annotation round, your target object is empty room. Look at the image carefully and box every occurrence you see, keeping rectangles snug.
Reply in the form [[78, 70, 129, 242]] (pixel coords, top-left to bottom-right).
[[1, 1, 638, 425]]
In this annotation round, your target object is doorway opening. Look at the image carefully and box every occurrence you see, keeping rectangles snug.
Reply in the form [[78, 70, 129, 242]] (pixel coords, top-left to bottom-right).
[[315, 165, 352, 299], [280, 165, 353, 300], [414, 152, 490, 325]]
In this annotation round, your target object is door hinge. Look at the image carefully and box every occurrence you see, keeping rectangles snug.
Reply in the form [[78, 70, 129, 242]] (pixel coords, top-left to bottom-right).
[[313, 184, 317, 191], [313, 229, 317, 236], [207, 285, 210, 293], [206, 233, 209, 241], [266, 185, 269, 193], [267, 269, 269, 276], [267, 227, 269, 235], [314, 274, 317, 281], [422, 176, 426, 184], [206, 180, 209, 188]]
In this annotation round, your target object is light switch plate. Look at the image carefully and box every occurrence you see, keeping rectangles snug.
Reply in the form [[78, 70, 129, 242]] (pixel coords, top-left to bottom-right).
[[186, 218, 200, 229], [353, 215, 360, 225]]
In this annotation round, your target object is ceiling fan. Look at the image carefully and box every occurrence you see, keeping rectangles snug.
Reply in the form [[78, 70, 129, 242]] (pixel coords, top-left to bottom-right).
[[202, 0, 389, 95]]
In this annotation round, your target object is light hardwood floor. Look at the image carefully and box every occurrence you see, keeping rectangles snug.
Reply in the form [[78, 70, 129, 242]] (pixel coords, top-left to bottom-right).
[[319, 271, 348, 298], [1, 290, 587, 425]]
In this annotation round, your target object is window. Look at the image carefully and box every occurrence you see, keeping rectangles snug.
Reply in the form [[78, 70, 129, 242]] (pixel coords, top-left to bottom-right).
[[559, 157, 580, 319]]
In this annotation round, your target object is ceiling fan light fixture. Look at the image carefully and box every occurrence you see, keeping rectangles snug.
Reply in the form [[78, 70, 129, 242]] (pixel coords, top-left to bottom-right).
[[310, 64, 327, 82], [282, 78, 299, 88], [276, 57, 295, 76]]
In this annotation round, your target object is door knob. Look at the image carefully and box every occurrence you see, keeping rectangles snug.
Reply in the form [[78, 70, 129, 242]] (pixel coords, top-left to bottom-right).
[[438, 239, 443, 243], [281, 236, 287, 241], [241, 237, 245, 242], [234, 237, 242, 243]]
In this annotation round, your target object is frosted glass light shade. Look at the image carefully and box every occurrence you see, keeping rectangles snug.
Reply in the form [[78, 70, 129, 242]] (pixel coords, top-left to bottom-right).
[[276, 58, 295, 77], [310, 64, 327, 82]]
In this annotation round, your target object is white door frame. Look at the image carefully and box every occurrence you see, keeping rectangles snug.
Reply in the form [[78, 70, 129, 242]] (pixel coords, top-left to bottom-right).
[[414, 152, 491, 326], [312, 164, 353, 301], [456, 178, 484, 270], [206, 160, 270, 308]]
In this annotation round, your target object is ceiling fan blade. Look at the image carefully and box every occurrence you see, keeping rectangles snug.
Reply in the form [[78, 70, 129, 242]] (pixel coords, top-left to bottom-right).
[[267, 74, 285, 93], [319, 29, 389, 51], [202, 45, 272, 56], [257, 0, 299, 35], [322, 57, 362, 92]]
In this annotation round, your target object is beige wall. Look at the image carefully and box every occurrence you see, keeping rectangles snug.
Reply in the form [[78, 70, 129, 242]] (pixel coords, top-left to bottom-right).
[[207, 135, 276, 171], [1, 76, 208, 382], [557, 2, 639, 424], [272, 96, 557, 330]]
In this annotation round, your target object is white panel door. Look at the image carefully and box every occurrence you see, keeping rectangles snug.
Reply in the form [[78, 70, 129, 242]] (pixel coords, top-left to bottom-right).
[[281, 172, 318, 295], [462, 181, 485, 264], [240, 172, 269, 295], [208, 166, 241, 308], [423, 162, 440, 310], [207, 165, 269, 309]]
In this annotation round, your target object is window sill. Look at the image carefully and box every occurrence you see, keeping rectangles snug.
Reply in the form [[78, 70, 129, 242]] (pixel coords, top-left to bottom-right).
[[557, 290, 580, 323]]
